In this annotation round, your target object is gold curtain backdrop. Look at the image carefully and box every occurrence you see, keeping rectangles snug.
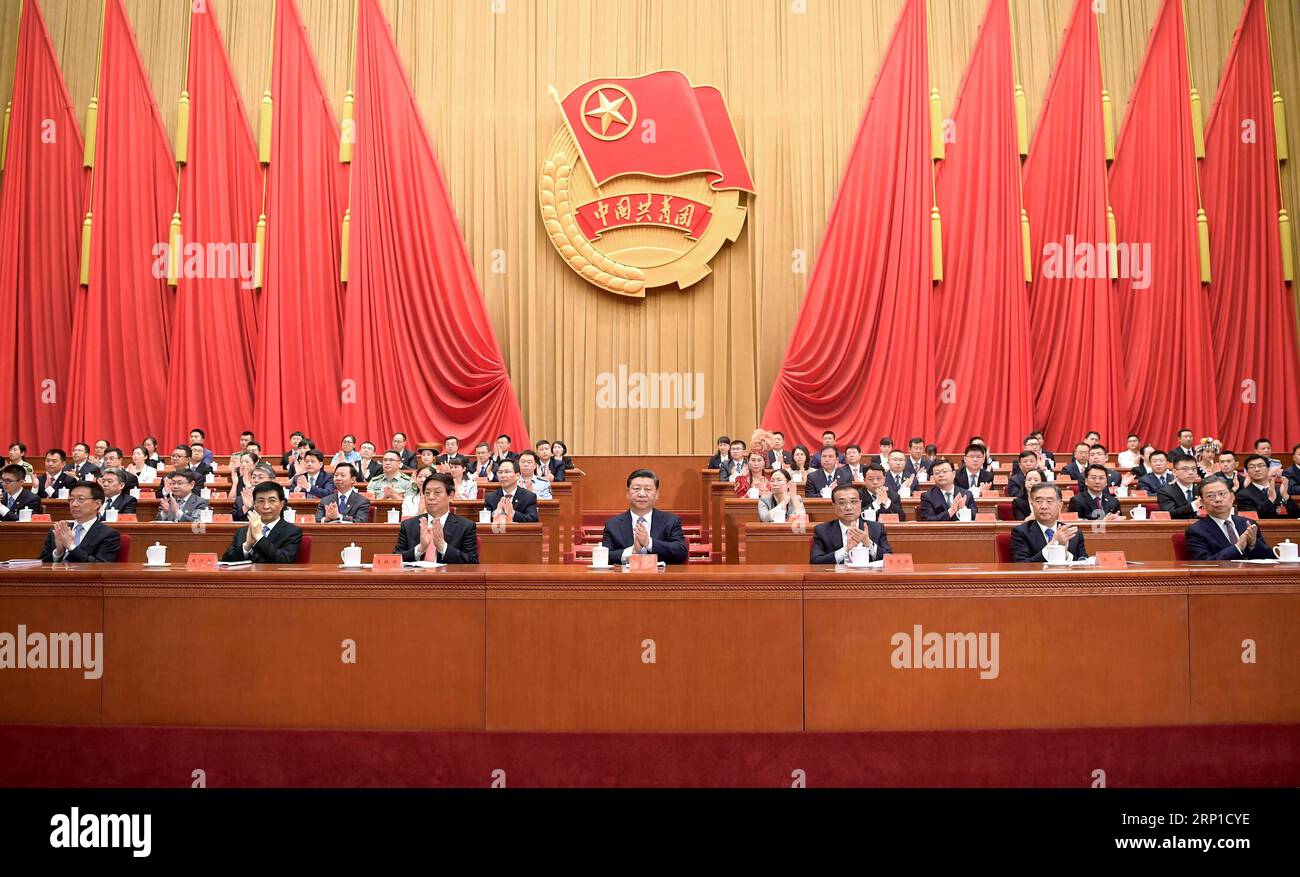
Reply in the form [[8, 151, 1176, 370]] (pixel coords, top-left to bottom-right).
[[1, 0, 1297, 454]]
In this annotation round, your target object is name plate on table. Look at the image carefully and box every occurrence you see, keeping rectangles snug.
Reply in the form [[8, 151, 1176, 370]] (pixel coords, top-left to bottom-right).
[[884, 553, 915, 572], [1150, 511, 1171, 520], [1059, 512, 1080, 522], [1095, 551, 1127, 569], [1132, 490, 1149, 497], [976, 513, 995, 522], [1238, 510, 1259, 521], [30, 514, 50, 522], [629, 553, 658, 572], [139, 490, 156, 499], [115, 514, 138, 522], [877, 514, 899, 523], [213, 514, 233, 523], [372, 554, 402, 572], [186, 553, 218, 571]]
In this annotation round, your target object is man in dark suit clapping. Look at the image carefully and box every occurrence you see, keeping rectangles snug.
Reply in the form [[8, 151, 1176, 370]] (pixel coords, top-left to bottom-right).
[[221, 481, 303, 563], [395, 473, 478, 563], [1184, 475, 1274, 561], [483, 460, 538, 523], [1010, 482, 1087, 562], [811, 483, 892, 564], [600, 469, 688, 564]]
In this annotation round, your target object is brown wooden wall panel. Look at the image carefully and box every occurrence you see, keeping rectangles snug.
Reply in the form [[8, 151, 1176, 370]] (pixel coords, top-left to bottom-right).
[[1188, 592, 1300, 724], [0, 577, 103, 724], [485, 568, 803, 731], [804, 584, 1191, 731], [101, 574, 487, 730]]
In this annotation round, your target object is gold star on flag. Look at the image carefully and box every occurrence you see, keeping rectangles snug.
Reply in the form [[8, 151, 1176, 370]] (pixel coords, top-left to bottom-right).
[[585, 89, 629, 135]]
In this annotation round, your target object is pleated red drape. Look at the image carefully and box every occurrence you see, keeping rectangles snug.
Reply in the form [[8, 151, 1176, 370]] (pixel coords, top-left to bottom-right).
[[250, 0, 345, 451], [932, 0, 1032, 452], [762, 0, 933, 448], [1021, 0, 1125, 451], [62, 0, 176, 450], [343, 0, 528, 447], [161, 1, 261, 454], [1201, 0, 1300, 449], [0, 0, 86, 452], [1108, 0, 1217, 445]]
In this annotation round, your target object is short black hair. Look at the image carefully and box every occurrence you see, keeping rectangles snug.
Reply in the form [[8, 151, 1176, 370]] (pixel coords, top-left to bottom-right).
[[1243, 454, 1268, 469], [1090, 443, 1108, 454], [497, 434, 512, 443], [963, 443, 985, 456], [908, 437, 924, 446], [105, 446, 124, 458], [422, 472, 454, 494], [168, 470, 197, 485], [716, 435, 731, 445], [1199, 474, 1234, 494], [190, 427, 206, 439], [445, 436, 460, 444], [1178, 428, 1193, 437], [240, 430, 255, 439], [1254, 437, 1271, 448], [1, 464, 26, 481], [865, 463, 886, 475], [449, 455, 470, 468], [1084, 464, 1109, 478], [879, 436, 893, 446], [290, 431, 306, 441], [1030, 482, 1062, 500], [73, 442, 90, 453], [304, 449, 325, 463], [496, 459, 517, 475], [831, 483, 859, 502], [173, 445, 192, 458], [518, 449, 538, 464], [253, 480, 286, 502], [627, 468, 660, 488], [1149, 450, 1168, 462], [9, 441, 26, 454], [930, 457, 954, 473], [819, 445, 838, 456], [475, 442, 490, 452], [334, 462, 358, 479], [846, 444, 861, 453], [69, 480, 104, 502], [1018, 449, 1038, 461]]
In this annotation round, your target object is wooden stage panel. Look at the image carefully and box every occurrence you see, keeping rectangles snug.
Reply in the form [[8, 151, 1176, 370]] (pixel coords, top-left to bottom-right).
[[804, 577, 1190, 731], [485, 567, 804, 731], [100, 570, 487, 730], [1188, 591, 1300, 724], [0, 571, 103, 725]]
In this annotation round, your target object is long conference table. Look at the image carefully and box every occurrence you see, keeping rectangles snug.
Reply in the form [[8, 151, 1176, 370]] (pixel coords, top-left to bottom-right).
[[1, 561, 1296, 733]]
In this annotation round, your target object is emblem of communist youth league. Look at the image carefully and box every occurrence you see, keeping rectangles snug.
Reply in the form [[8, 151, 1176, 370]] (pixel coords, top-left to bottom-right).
[[540, 70, 754, 297]]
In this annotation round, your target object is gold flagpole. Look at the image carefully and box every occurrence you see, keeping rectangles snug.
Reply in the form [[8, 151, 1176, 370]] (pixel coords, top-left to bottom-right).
[[0, 0, 21, 175], [1095, 4, 1118, 279], [1010, 0, 1033, 282], [254, 0, 277, 290], [80, 0, 108, 287], [1181, 0, 1212, 283], [925, 0, 942, 282], [339, 0, 359, 283], [1262, 0, 1293, 283], [168, 4, 194, 287]]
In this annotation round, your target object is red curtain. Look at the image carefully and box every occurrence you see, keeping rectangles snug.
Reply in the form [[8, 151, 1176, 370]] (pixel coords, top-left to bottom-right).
[[1108, 0, 1217, 445], [343, 0, 528, 447], [1021, 0, 1125, 451], [1201, 0, 1300, 449], [62, 0, 176, 450], [932, 0, 1033, 452], [161, 1, 262, 454], [251, 0, 346, 452], [762, 0, 934, 449], [0, 0, 86, 452]]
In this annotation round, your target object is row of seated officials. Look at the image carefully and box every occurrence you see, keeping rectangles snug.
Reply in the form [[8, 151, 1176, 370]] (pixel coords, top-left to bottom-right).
[[5, 464, 1292, 567]]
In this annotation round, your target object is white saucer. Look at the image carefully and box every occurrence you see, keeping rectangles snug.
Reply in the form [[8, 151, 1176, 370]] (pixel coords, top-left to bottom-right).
[[338, 563, 365, 569], [142, 562, 172, 568], [843, 562, 876, 570], [1275, 558, 1300, 564], [1043, 561, 1072, 568], [589, 562, 614, 570]]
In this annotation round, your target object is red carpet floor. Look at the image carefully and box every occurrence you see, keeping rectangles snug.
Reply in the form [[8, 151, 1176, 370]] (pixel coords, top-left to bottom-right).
[[1, 723, 1297, 787]]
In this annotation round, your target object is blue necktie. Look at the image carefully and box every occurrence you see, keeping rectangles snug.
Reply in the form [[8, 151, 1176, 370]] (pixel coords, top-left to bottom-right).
[[1045, 527, 1055, 541], [73, 523, 85, 549]]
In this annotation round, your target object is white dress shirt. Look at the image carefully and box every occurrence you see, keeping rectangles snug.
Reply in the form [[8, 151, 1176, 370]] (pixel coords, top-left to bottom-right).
[[834, 519, 878, 564], [621, 509, 655, 563], [413, 511, 451, 560]]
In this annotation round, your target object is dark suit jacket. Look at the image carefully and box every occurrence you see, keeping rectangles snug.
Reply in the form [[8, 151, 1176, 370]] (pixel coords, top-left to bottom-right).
[[601, 509, 688, 564], [1235, 484, 1296, 519], [1139, 472, 1175, 496], [804, 467, 851, 497], [35, 471, 77, 498], [547, 458, 569, 481], [315, 490, 372, 523], [470, 460, 498, 481], [766, 450, 793, 470], [394, 513, 478, 563], [1283, 465, 1300, 497], [39, 520, 121, 563], [99, 492, 138, 518], [860, 488, 905, 521], [221, 519, 304, 563], [1060, 461, 1088, 482], [289, 469, 333, 499], [810, 518, 892, 564], [1185, 515, 1272, 561], [884, 470, 917, 494], [483, 486, 538, 523], [1068, 489, 1121, 519], [707, 453, 727, 470], [717, 459, 748, 481], [357, 460, 383, 483], [191, 461, 214, 480], [399, 449, 419, 471], [1006, 472, 1027, 498], [1010, 494, 1032, 520], [903, 457, 931, 478], [1009, 520, 1088, 563], [953, 468, 993, 491], [918, 486, 977, 521], [1158, 482, 1201, 519], [1, 490, 43, 521], [70, 461, 101, 480]]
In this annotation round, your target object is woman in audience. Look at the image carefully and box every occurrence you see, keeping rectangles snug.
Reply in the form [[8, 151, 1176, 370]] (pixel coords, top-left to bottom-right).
[[230, 451, 258, 498], [141, 436, 163, 470], [549, 440, 573, 481], [758, 469, 806, 523], [6, 442, 34, 481], [1129, 444, 1157, 478], [1010, 468, 1045, 520], [1196, 439, 1220, 478], [330, 434, 361, 467], [126, 446, 159, 485], [406, 466, 435, 516], [450, 455, 479, 500], [733, 450, 768, 497], [787, 445, 811, 483]]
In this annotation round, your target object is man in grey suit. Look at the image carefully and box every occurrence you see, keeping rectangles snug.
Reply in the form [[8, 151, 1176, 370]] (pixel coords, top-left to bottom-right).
[[156, 470, 209, 522], [315, 462, 372, 523]]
